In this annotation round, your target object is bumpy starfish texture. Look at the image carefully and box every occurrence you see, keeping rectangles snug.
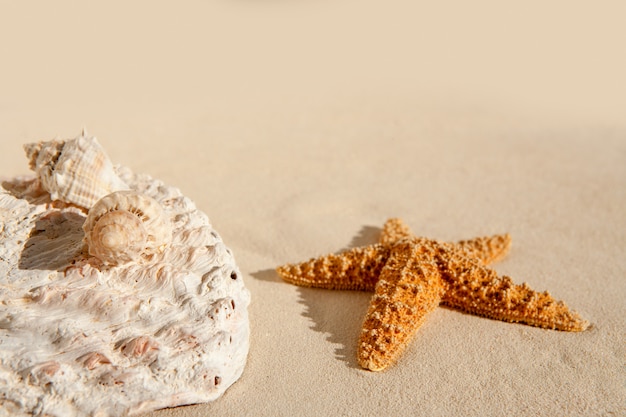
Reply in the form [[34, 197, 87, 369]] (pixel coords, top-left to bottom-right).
[[277, 218, 589, 371]]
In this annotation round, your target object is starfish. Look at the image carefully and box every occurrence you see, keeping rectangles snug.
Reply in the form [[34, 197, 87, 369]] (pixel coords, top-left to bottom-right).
[[276, 218, 589, 371]]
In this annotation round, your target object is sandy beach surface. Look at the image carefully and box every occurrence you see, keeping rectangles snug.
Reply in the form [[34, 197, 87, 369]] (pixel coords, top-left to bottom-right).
[[1, 1, 624, 416]]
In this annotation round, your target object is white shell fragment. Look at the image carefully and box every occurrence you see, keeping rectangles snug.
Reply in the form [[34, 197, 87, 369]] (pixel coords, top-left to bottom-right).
[[24, 132, 129, 209], [83, 190, 173, 265], [0, 135, 251, 417]]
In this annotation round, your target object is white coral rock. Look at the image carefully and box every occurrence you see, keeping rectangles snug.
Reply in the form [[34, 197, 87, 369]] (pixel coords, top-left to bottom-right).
[[0, 135, 250, 417]]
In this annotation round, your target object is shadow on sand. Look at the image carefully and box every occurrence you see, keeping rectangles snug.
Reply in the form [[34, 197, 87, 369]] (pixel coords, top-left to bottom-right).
[[251, 224, 382, 369]]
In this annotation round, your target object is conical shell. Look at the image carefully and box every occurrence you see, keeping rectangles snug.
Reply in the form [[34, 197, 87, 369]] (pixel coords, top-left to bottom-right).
[[24, 133, 129, 209], [83, 191, 172, 265]]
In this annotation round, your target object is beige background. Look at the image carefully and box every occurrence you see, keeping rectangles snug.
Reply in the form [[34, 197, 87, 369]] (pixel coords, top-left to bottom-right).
[[1, 1, 624, 416]]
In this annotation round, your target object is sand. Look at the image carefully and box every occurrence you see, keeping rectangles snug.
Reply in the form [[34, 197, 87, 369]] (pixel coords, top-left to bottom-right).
[[1, 1, 624, 416]]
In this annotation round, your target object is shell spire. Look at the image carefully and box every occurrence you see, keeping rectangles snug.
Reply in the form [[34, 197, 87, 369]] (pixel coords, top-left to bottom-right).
[[24, 132, 129, 209]]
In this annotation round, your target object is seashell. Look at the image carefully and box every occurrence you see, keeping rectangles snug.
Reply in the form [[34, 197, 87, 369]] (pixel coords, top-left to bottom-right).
[[24, 132, 129, 209], [83, 190, 172, 265], [0, 136, 250, 416]]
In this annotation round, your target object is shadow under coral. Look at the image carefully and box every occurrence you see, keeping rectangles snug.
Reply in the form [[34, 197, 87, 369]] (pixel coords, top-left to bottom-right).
[[1, 177, 89, 272], [19, 210, 88, 272]]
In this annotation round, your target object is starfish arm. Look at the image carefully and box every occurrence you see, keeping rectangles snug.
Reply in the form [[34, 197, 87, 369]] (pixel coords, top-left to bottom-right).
[[379, 218, 414, 245], [276, 243, 390, 291], [358, 241, 445, 371], [380, 218, 511, 265], [453, 233, 512, 265], [439, 251, 589, 332]]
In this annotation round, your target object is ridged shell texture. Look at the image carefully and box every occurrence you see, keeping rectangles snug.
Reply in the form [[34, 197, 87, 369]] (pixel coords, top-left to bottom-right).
[[83, 190, 173, 265], [24, 133, 129, 209]]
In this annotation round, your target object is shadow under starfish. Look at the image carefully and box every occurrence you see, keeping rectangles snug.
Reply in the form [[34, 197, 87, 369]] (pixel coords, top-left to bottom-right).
[[276, 218, 589, 372]]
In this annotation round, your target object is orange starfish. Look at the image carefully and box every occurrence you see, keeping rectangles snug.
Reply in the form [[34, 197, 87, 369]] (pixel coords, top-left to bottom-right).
[[277, 218, 589, 371]]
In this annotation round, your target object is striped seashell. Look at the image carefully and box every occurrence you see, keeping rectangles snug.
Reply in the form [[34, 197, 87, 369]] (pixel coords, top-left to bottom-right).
[[24, 132, 129, 209], [83, 191, 172, 265]]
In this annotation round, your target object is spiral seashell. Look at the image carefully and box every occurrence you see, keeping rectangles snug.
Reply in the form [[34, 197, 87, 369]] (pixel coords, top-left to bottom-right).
[[83, 191, 172, 265], [24, 131, 129, 209]]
